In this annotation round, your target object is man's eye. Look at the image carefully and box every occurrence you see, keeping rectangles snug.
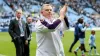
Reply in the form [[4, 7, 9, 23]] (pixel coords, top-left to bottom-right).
[[45, 9, 49, 11], [50, 9, 52, 11], [45, 9, 52, 11]]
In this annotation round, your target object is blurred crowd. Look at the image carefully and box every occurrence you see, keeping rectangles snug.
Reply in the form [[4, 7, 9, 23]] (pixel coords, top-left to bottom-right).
[[0, 0, 100, 29]]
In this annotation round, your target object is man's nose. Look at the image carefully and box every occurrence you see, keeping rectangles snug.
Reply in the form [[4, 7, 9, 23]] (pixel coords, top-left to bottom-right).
[[48, 10, 51, 13]]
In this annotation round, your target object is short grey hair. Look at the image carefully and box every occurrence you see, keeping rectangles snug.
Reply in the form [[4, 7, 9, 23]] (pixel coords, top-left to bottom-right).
[[41, 4, 52, 10], [16, 9, 22, 14]]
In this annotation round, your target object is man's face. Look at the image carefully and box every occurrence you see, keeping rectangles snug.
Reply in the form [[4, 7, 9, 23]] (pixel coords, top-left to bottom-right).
[[16, 12, 22, 19], [41, 5, 53, 18], [27, 17, 32, 23], [79, 19, 83, 24]]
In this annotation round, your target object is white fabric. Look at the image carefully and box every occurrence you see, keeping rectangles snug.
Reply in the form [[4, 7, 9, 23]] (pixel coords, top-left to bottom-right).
[[35, 16, 68, 56], [79, 38, 84, 44], [89, 35, 96, 46], [78, 23, 86, 32]]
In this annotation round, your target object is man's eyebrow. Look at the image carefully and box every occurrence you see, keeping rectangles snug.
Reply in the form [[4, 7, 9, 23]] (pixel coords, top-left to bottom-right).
[[44, 8, 52, 10]]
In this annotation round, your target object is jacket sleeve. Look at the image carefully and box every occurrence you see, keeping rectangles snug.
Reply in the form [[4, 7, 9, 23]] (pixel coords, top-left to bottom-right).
[[8, 20, 19, 40], [35, 19, 61, 33], [78, 24, 86, 32], [25, 23, 30, 39], [64, 16, 69, 29], [59, 16, 69, 31]]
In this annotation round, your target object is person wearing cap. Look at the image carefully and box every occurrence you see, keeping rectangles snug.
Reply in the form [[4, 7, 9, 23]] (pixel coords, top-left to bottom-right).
[[8, 9, 28, 56]]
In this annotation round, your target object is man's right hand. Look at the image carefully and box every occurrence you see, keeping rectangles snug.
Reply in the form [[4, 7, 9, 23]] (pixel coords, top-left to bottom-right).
[[85, 23, 89, 28], [59, 4, 68, 20], [25, 40, 28, 45], [12, 36, 19, 42]]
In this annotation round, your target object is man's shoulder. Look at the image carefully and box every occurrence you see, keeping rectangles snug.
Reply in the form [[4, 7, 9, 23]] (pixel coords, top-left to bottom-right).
[[90, 35, 94, 38], [10, 17, 16, 21]]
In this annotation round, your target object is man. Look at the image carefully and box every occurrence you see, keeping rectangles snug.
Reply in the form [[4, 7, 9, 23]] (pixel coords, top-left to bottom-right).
[[73, 18, 88, 56], [25, 16, 33, 56], [35, 4, 69, 56], [68, 23, 79, 52], [8, 9, 28, 56], [69, 18, 88, 53]]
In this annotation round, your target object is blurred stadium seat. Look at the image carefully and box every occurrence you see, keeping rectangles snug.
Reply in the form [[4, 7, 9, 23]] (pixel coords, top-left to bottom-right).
[[0, 0, 100, 32]]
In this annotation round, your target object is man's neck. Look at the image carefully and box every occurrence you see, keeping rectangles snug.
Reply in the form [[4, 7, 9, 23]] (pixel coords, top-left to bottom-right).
[[16, 17, 21, 21], [44, 15, 52, 19]]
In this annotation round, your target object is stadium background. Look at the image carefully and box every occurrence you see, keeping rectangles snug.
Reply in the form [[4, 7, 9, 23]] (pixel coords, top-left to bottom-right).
[[0, 0, 100, 56]]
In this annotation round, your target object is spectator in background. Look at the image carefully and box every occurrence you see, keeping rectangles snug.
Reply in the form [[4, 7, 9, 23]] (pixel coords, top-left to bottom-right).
[[25, 16, 33, 56], [8, 9, 28, 56], [10, 3, 14, 10]]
